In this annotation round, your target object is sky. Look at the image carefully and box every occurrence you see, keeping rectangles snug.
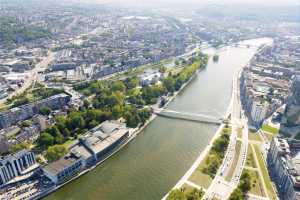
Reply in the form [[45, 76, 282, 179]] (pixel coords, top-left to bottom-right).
[[77, 0, 300, 6]]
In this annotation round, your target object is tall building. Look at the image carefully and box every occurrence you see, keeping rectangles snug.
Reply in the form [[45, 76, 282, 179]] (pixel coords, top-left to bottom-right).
[[268, 136, 300, 200], [251, 100, 269, 126], [0, 150, 36, 186], [282, 75, 300, 127]]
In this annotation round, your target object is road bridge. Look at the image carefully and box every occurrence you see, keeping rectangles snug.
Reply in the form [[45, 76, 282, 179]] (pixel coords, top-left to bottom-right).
[[153, 108, 223, 125]]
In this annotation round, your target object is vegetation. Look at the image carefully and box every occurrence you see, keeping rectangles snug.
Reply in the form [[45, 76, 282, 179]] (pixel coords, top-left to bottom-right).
[[253, 145, 277, 199], [229, 170, 252, 200], [167, 188, 204, 200], [261, 124, 278, 134], [189, 127, 230, 188], [247, 169, 266, 197], [0, 17, 51, 44], [202, 133, 230, 178], [39, 107, 51, 116], [229, 188, 244, 200], [248, 131, 262, 142], [7, 86, 64, 108], [45, 145, 67, 162], [35, 54, 207, 152], [10, 142, 30, 153], [245, 144, 256, 168]]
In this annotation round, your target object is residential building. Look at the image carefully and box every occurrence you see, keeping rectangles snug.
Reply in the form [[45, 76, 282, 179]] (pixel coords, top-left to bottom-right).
[[282, 75, 300, 127], [0, 94, 70, 129], [0, 150, 36, 186], [268, 136, 300, 200], [251, 100, 269, 126]]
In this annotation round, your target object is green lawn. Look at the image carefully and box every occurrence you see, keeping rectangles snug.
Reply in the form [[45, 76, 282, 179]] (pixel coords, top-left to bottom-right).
[[189, 127, 230, 189], [222, 127, 232, 135], [246, 144, 256, 168], [244, 169, 266, 197], [182, 183, 196, 193], [253, 145, 278, 200], [225, 140, 242, 181], [248, 131, 262, 142], [261, 124, 279, 134], [189, 156, 213, 189]]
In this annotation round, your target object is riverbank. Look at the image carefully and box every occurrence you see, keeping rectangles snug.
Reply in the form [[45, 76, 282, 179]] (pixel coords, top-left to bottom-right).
[[162, 38, 273, 200], [38, 56, 206, 200], [161, 95, 233, 199], [45, 38, 273, 200]]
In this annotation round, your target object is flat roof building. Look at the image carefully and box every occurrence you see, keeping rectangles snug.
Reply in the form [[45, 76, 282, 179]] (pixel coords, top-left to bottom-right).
[[42, 152, 84, 185], [42, 120, 130, 185], [79, 120, 130, 163]]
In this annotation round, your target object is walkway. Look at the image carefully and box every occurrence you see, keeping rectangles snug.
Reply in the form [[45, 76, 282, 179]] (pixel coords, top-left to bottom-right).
[[154, 108, 222, 125]]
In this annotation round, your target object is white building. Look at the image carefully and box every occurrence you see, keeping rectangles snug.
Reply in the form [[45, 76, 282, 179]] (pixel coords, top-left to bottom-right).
[[0, 150, 36, 186], [42, 152, 85, 184], [251, 100, 269, 125]]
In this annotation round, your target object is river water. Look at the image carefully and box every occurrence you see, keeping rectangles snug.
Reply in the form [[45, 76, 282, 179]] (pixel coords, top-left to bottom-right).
[[45, 38, 272, 200]]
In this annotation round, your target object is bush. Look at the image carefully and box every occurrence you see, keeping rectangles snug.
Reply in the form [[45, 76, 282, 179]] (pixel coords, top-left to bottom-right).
[[39, 107, 51, 115], [45, 145, 67, 162]]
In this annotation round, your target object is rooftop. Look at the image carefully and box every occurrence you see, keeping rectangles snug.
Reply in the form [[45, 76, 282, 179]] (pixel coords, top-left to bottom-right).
[[80, 120, 128, 155], [43, 153, 81, 175]]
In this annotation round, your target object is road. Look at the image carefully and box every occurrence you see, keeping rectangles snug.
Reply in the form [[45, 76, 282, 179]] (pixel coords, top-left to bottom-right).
[[203, 67, 249, 200], [0, 51, 55, 105]]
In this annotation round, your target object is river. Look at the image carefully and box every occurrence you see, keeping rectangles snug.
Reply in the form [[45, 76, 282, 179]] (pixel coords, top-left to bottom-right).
[[45, 38, 272, 200]]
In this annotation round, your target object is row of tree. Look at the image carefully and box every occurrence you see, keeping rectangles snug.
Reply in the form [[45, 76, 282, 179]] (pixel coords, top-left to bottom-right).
[[202, 133, 230, 178], [167, 188, 204, 200], [229, 170, 252, 200]]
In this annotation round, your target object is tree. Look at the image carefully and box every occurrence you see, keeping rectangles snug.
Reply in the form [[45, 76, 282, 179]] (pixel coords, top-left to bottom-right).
[[229, 188, 244, 200], [111, 81, 126, 92], [68, 112, 86, 130], [62, 128, 71, 138], [124, 106, 141, 128], [21, 120, 31, 127], [125, 77, 139, 89], [88, 120, 98, 129], [112, 104, 124, 119], [83, 99, 90, 109], [186, 188, 203, 200], [162, 77, 175, 93], [167, 189, 185, 200], [10, 142, 30, 153], [38, 132, 54, 149], [239, 171, 251, 192], [138, 108, 151, 124], [54, 132, 64, 144], [159, 66, 167, 73], [45, 145, 67, 162]]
